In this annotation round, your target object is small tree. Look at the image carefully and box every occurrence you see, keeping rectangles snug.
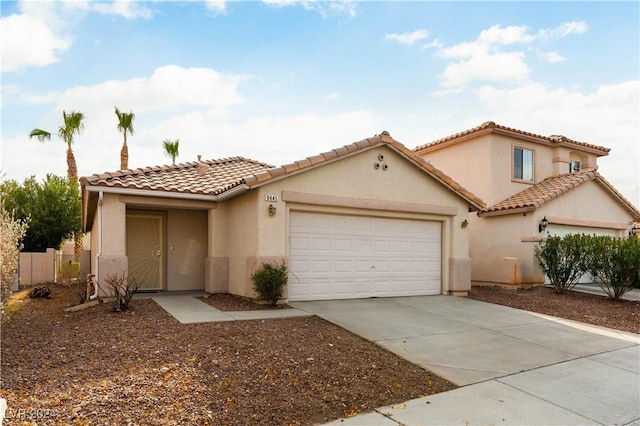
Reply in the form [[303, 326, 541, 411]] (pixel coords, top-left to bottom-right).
[[535, 234, 589, 294], [585, 235, 640, 300], [251, 260, 288, 306], [0, 175, 81, 252]]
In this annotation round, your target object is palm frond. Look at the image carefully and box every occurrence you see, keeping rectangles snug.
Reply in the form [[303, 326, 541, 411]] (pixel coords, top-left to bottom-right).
[[115, 106, 135, 135], [162, 139, 180, 164], [29, 129, 52, 142]]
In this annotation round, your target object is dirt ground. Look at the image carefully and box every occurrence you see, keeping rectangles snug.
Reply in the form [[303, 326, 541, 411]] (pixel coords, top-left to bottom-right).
[[0, 286, 454, 425], [467, 285, 639, 334], [3, 284, 637, 425]]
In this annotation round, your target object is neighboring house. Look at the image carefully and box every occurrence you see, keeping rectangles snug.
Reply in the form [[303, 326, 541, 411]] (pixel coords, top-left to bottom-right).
[[80, 132, 484, 301], [415, 121, 640, 287]]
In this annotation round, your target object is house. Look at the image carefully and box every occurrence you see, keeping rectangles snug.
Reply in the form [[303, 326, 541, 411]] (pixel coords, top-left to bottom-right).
[[414, 121, 640, 287], [80, 132, 484, 301]]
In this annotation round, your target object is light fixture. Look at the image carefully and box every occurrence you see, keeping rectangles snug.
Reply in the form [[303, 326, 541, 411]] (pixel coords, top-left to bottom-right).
[[461, 219, 469, 229], [630, 225, 638, 237], [268, 204, 276, 217], [539, 216, 548, 233]]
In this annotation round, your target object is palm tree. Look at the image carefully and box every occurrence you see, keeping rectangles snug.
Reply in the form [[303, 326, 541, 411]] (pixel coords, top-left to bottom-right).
[[29, 110, 85, 259], [29, 110, 85, 182], [163, 139, 179, 165], [115, 106, 135, 170]]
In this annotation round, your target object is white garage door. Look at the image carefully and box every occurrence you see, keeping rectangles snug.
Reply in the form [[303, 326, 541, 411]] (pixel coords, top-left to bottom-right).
[[288, 211, 441, 301]]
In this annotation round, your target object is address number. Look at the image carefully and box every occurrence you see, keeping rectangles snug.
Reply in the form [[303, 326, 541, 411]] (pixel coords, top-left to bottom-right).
[[265, 194, 279, 202]]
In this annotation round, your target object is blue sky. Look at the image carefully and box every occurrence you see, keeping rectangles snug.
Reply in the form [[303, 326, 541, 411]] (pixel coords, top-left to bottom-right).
[[1, 0, 638, 206]]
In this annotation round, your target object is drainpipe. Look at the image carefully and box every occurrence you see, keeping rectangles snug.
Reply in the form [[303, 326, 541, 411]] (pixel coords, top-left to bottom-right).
[[89, 191, 103, 300]]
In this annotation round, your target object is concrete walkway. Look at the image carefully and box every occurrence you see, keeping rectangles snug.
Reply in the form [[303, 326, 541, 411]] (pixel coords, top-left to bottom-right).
[[571, 283, 640, 301], [291, 296, 640, 426], [150, 295, 313, 324]]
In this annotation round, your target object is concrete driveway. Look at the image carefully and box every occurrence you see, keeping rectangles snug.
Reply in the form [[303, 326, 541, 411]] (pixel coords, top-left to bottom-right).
[[291, 296, 640, 425]]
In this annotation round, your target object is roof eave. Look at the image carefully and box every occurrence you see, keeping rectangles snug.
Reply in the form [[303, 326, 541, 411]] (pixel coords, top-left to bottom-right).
[[478, 206, 537, 217]]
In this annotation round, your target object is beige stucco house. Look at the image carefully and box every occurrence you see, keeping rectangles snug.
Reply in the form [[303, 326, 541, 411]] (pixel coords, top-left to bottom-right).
[[415, 121, 640, 287], [81, 132, 484, 301]]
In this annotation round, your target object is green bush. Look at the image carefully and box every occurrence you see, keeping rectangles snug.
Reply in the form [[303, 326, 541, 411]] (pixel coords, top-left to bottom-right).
[[535, 233, 589, 294], [584, 235, 640, 300], [251, 260, 288, 306]]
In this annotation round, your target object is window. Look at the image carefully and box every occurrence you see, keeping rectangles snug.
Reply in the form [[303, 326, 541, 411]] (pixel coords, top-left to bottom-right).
[[514, 147, 534, 181], [570, 160, 581, 173]]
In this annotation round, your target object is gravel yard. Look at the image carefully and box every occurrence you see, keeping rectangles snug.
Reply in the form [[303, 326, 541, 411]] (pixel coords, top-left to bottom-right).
[[468, 285, 639, 334], [1, 286, 453, 425], [3, 284, 637, 425]]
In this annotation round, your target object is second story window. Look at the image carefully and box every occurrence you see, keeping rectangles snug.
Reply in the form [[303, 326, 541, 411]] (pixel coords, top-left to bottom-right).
[[570, 160, 581, 173], [514, 147, 534, 181]]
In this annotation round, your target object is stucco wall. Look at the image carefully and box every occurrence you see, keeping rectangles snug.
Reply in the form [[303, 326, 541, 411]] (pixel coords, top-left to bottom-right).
[[421, 134, 600, 206], [225, 192, 260, 297], [472, 180, 634, 286], [226, 145, 473, 297]]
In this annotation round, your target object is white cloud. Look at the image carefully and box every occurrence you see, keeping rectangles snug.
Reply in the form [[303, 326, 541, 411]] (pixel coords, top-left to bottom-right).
[[1, 1, 155, 73], [539, 51, 565, 63], [439, 51, 530, 89], [537, 20, 588, 40], [262, 0, 358, 19], [0, 12, 71, 72], [89, 0, 155, 19], [434, 21, 589, 90], [324, 92, 339, 101], [204, 0, 227, 13], [28, 65, 248, 119], [384, 29, 429, 46], [478, 24, 534, 45]]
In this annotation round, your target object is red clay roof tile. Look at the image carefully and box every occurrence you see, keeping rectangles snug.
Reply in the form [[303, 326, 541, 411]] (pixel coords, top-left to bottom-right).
[[479, 169, 640, 220], [415, 121, 611, 156], [80, 157, 274, 196]]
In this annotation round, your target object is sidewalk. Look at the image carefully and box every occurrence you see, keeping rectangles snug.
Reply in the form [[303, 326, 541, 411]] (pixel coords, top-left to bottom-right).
[[149, 294, 313, 324]]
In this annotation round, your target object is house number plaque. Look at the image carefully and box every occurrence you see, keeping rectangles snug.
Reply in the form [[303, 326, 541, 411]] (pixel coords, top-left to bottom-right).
[[265, 194, 278, 202]]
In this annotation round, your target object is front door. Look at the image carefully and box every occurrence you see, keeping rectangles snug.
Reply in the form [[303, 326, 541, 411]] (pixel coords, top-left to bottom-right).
[[126, 213, 163, 291]]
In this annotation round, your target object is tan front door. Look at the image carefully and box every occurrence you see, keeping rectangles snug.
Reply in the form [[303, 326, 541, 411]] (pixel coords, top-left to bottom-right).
[[126, 213, 163, 291]]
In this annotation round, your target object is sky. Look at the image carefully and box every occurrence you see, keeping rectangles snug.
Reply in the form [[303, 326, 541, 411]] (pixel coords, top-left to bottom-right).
[[1, 0, 639, 207]]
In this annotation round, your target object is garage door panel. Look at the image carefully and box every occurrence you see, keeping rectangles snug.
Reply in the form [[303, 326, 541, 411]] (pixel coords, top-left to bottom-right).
[[289, 212, 442, 301]]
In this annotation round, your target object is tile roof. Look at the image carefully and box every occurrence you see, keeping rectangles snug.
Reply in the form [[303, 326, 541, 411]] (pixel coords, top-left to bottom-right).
[[81, 132, 487, 232], [80, 156, 274, 196], [238, 131, 486, 210], [415, 121, 611, 156], [479, 169, 640, 220]]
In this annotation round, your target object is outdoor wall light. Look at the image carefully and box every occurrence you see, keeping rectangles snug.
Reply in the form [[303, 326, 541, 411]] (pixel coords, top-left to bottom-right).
[[461, 219, 469, 229], [268, 204, 277, 217], [630, 225, 638, 237], [539, 216, 548, 233]]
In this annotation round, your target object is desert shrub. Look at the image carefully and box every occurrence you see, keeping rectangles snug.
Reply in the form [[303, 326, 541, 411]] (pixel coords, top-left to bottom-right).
[[29, 286, 51, 298], [535, 233, 589, 294], [584, 235, 640, 300], [251, 260, 288, 306], [104, 271, 140, 312], [0, 208, 28, 316]]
